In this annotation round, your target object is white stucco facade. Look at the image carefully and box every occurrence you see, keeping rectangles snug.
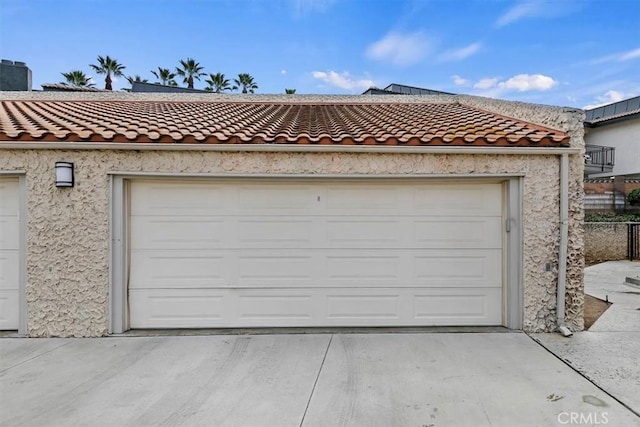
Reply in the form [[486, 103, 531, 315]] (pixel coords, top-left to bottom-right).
[[587, 119, 640, 178]]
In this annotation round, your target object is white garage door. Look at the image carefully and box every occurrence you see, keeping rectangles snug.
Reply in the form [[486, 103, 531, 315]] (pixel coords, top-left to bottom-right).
[[0, 177, 20, 330], [129, 179, 504, 328]]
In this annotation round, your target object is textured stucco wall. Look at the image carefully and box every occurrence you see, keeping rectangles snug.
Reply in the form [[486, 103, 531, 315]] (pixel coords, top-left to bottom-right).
[[0, 93, 585, 336], [585, 223, 630, 264], [2, 150, 583, 336]]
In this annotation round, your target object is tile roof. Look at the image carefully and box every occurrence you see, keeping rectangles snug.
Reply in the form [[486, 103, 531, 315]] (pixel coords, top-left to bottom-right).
[[0, 100, 570, 146]]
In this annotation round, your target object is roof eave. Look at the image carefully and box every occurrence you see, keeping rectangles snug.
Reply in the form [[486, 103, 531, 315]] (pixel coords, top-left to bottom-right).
[[585, 111, 640, 127], [0, 140, 580, 155]]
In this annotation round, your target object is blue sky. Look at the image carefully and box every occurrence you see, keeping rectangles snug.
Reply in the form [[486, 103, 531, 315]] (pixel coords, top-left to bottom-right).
[[1, 0, 639, 108]]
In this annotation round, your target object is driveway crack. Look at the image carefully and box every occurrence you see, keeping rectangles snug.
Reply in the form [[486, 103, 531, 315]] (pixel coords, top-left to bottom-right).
[[299, 334, 333, 427], [0, 340, 72, 373]]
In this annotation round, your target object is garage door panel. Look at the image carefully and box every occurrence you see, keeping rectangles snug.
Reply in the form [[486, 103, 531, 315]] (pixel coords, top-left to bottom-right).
[[413, 251, 502, 287], [129, 287, 502, 328], [132, 216, 320, 249], [0, 182, 20, 274], [237, 255, 315, 283], [413, 288, 502, 323], [413, 184, 502, 216], [131, 182, 228, 215], [325, 187, 401, 210], [132, 216, 500, 250], [0, 180, 19, 216], [237, 186, 317, 210], [326, 294, 401, 320], [326, 255, 401, 280], [0, 252, 19, 291], [414, 218, 502, 248], [128, 180, 505, 328], [237, 218, 316, 244], [129, 288, 229, 327], [326, 219, 403, 245], [131, 249, 500, 289], [238, 295, 314, 321], [0, 177, 19, 330], [0, 290, 19, 329], [132, 180, 503, 216], [0, 218, 19, 248], [131, 217, 226, 249], [129, 251, 228, 288]]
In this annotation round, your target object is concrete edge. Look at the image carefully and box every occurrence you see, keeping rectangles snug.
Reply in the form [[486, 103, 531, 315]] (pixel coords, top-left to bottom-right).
[[528, 333, 640, 418]]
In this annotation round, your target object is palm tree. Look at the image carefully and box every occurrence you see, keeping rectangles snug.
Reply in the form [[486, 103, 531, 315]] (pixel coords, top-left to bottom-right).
[[60, 70, 95, 87], [121, 75, 149, 92], [175, 58, 205, 89], [233, 73, 258, 94], [205, 73, 231, 93], [285, 88, 296, 94], [126, 75, 148, 85], [151, 67, 177, 86], [89, 55, 125, 90]]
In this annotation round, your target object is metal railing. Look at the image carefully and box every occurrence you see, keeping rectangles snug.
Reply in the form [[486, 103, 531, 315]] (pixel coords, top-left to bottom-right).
[[584, 145, 615, 172], [629, 223, 640, 261]]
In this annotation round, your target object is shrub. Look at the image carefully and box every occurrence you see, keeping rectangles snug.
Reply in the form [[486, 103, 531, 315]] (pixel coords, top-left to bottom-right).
[[628, 188, 640, 206], [585, 212, 640, 222]]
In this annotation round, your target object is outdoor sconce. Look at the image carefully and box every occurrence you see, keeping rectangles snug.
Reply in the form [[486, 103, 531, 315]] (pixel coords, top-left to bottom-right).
[[55, 162, 74, 188]]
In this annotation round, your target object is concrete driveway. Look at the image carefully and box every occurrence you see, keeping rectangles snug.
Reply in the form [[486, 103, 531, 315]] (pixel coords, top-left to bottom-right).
[[534, 260, 640, 417], [1, 332, 637, 426]]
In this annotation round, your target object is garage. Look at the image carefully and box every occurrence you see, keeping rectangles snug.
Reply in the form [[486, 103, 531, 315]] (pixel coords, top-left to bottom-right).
[[1, 94, 586, 336], [128, 178, 504, 328], [0, 176, 20, 330]]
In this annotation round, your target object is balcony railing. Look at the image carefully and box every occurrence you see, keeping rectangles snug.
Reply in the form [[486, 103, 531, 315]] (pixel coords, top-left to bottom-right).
[[585, 145, 615, 173]]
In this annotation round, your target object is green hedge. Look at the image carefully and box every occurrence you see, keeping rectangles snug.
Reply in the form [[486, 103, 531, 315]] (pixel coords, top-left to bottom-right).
[[585, 212, 640, 222], [628, 188, 640, 205]]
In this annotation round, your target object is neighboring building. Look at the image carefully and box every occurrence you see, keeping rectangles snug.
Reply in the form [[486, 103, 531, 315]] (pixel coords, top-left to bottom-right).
[[583, 177, 640, 211], [41, 83, 106, 92], [0, 60, 32, 91], [362, 83, 453, 96], [583, 96, 640, 210], [0, 92, 585, 337], [584, 95, 640, 179], [131, 81, 209, 93]]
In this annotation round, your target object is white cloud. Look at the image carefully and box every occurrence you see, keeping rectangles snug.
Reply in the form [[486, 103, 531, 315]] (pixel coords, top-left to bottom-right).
[[498, 74, 557, 91], [365, 31, 433, 66], [620, 48, 640, 61], [311, 70, 374, 91], [496, 1, 539, 27], [583, 90, 625, 109], [451, 75, 470, 86], [281, 69, 287, 75], [469, 74, 557, 96], [474, 78, 499, 90], [438, 42, 482, 62], [592, 47, 640, 64], [495, 0, 580, 28]]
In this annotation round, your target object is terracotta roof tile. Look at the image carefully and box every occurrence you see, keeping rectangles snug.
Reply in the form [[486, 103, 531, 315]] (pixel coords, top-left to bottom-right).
[[0, 100, 570, 146]]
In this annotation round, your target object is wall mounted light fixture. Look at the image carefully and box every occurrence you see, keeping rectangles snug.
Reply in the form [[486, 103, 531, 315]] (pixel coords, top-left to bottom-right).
[[55, 162, 74, 188]]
